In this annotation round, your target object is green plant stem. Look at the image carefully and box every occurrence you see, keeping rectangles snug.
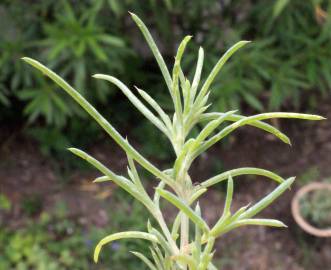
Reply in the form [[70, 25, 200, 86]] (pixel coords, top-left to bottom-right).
[[154, 209, 179, 254]]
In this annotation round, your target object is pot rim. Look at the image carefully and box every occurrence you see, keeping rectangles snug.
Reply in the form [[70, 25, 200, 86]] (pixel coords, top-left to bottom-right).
[[291, 182, 331, 237]]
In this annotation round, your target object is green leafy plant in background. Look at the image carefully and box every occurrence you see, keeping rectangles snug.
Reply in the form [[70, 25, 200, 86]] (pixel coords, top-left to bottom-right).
[[23, 13, 324, 269], [2, 0, 331, 160], [300, 189, 331, 228], [0, 198, 151, 270]]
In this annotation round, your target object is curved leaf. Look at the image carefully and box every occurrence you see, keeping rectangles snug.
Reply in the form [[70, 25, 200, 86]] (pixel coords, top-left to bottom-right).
[[22, 57, 175, 188], [197, 112, 324, 155], [200, 112, 291, 144], [201, 167, 285, 189], [94, 231, 158, 263], [93, 74, 169, 136]]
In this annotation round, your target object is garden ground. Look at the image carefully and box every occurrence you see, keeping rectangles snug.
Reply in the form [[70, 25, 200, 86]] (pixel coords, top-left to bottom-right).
[[1, 102, 331, 269]]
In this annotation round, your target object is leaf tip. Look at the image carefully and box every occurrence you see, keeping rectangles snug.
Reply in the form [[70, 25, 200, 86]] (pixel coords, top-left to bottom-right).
[[21, 57, 36, 65], [93, 244, 101, 263], [92, 74, 102, 79]]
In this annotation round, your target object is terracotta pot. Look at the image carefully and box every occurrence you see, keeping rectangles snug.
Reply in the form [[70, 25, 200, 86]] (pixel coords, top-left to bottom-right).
[[291, 182, 331, 237]]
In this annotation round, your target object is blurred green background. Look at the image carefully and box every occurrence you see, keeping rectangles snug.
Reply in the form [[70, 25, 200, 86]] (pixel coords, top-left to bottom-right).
[[1, 0, 331, 269]]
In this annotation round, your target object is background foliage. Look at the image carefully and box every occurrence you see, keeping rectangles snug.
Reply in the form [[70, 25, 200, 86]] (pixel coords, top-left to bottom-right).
[[1, 0, 331, 155]]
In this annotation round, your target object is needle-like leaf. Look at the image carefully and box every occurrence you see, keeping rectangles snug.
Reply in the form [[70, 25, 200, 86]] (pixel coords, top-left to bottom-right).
[[201, 167, 285, 189], [191, 47, 204, 104], [93, 74, 169, 137], [239, 177, 296, 219], [196, 113, 324, 156], [130, 12, 173, 95], [200, 112, 291, 144], [193, 110, 237, 149], [22, 57, 175, 188], [131, 251, 157, 270], [173, 36, 192, 120], [157, 188, 210, 233], [136, 87, 173, 132], [68, 148, 152, 207], [195, 41, 251, 104], [94, 231, 158, 263], [218, 218, 287, 236]]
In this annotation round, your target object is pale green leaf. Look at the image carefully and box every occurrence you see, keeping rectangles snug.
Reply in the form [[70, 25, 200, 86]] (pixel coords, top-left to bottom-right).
[[157, 188, 210, 232], [191, 47, 204, 104], [93, 74, 169, 136], [22, 57, 175, 188], [200, 112, 291, 145], [196, 41, 251, 104], [93, 176, 111, 183], [94, 231, 158, 263], [239, 177, 295, 219], [136, 87, 173, 132], [201, 167, 285, 189], [130, 13, 173, 95], [131, 251, 157, 270]]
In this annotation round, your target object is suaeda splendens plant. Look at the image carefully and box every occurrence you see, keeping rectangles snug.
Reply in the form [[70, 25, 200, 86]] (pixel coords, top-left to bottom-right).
[[23, 13, 324, 270]]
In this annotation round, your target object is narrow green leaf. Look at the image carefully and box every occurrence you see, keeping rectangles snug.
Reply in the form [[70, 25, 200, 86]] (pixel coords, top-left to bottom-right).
[[201, 167, 285, 189], [239, 177, 295, 219], [198, 237, 215, 270], [233, 218, 287, 228], [194, 110, 237, 147], [150, 247, 164, 270], [175, 36, 192, 65], [228, 204, 250, 222], [130, 13, 173, 95], [172, 36, 192, 120], [150, 227, 172, 255], [68, 148, 151, 206], [191, 47, 204, 104], [210, 177, 234, 238], [200, 112, 291, 145], [189, 187, 208, 204], [196, 41, 251, 104], [93, 74, 169, 136], [183, 78, 192, 116], [197, 112, 325, 155], [157, 188, 210, 232], [224, 176, 234, 215], [171, 213, 181, 240], [94, 231, 158, 263], [154, 181, 166, 206], [174, 138, 195, 179], [218, 218, 287, 236], [136, 87, 173, 132], [22, 57, 175, 188], [93, 176, 111, 183], [126, 152, 141, 184], [131, 251, 157, 270]]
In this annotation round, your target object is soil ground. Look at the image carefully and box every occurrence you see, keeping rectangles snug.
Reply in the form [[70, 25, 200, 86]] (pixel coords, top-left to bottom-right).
[[1, 104, 331, 269]]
